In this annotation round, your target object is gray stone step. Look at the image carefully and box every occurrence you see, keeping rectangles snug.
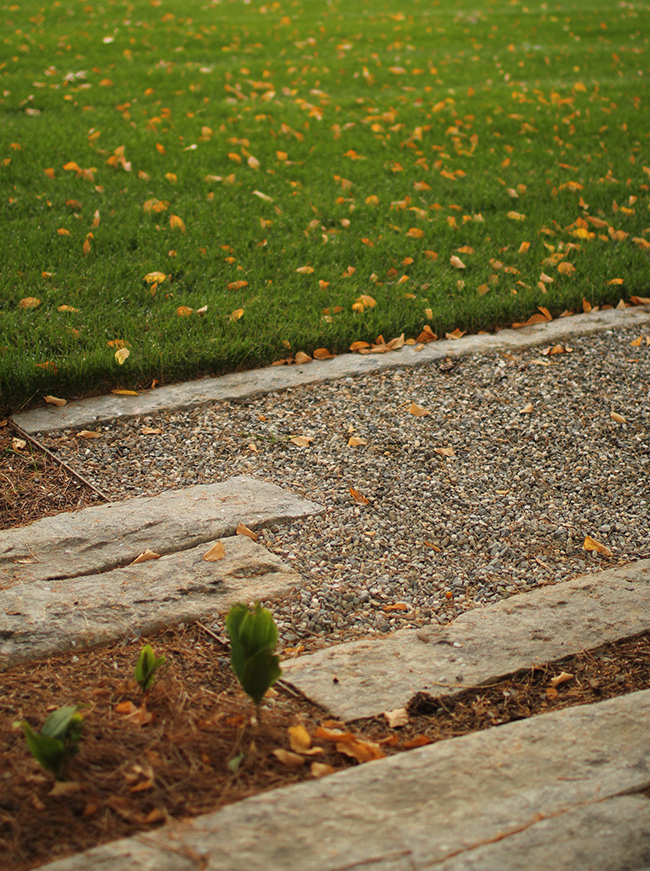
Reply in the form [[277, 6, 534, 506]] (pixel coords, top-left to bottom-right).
[[0, 476, 322, 583], [282, 559, 650, 720], [1, 535, 300, 668], [36, 689, 650, 871], [13, 306, 650, 434], [0, 477, 322, 669]]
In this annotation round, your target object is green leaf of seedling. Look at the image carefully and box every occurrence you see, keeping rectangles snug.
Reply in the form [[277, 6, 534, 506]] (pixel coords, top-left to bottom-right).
[[41, 706, 83, 743], [134, 644, 166, 692], [239, 604, 278, 658], [225, 603, 249, 685], [227, 752, 245, 773], [15, 705, 83, 779], [16, 721, 67, 778], [226, 603, 282, 708], [240, 648, 282, 706]]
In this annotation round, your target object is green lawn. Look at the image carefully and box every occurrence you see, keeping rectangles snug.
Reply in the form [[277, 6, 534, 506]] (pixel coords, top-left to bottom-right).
[[1, 0, 648, 413]]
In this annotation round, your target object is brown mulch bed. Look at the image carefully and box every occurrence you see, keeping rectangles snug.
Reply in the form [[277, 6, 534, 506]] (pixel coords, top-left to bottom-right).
[[2, 423, 649, 870], [2, 625, 650, 871]]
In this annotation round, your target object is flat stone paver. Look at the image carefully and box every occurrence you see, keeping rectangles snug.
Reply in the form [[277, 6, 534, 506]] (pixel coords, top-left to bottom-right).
[[1, 536, 300, 668], [37, 689, 650, 871], [0, 476, 322, 583], [282, 559, 650, 720], [0, 476, 322, 669], [13, 306, 650, 434]]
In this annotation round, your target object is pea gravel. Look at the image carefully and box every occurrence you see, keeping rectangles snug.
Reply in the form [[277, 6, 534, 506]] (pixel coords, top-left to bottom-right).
[[41, 326, 650, 649]]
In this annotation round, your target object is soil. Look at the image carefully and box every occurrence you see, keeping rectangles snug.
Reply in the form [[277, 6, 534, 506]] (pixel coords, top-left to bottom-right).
[[1, 425, 648, 870]]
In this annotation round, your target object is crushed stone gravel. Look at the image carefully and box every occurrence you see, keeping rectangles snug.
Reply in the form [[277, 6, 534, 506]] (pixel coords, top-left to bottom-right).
[[40, 326, 650, 649]]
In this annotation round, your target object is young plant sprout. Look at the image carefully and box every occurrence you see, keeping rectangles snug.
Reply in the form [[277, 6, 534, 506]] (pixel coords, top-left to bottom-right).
[[226, 603, 282, 718], [15, 705, 83, 780], [134, 643, 166, 693]]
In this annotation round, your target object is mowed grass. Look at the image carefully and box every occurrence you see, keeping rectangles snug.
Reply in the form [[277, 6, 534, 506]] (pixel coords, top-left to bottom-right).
[[1, 0, 649, 413]]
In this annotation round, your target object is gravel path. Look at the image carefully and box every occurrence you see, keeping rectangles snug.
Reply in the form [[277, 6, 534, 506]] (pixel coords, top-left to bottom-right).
[[42, 325, 650, 648]]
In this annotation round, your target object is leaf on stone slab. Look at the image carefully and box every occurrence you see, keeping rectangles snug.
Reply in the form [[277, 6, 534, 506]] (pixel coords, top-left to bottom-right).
[[313, 348, 334, 359], [348, 436, 367, 447], [550, 671, 574, 688], [290, 435, 313, 447], [383, 708, 409, 728], [294, 351, 312, 364], [610, 411, 627, 424], [310, 762, 336, 779], [630, 296, 650, 306], [445, 328, 466, 340], [416, 325, 437, 344], [387, 334, 405, 350], [203, 542, 225, 562], [349, 487, 370, 505], [408, 402, 430, 417], [350, 341, 370, 352], [129, 549, 161, 565], [111, 389, 139, 396], [273, 748, 305, 768], [236, 523, 258, 541], [44, 395, 66, 407], [583, 535, 613, 558]]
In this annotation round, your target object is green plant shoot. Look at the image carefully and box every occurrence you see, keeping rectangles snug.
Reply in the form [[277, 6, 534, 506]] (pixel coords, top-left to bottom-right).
[[134, 643, 166, 692], [226, 603, 282, 709], [15, 705, 83, 780]]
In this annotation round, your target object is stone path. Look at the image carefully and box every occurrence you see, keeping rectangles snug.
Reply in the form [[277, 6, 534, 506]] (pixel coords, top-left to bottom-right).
[[5, 307, 650, 869], [0, 477, 322, 668]]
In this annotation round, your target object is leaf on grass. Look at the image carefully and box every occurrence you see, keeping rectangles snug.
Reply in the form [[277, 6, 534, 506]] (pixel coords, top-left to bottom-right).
[[76, 430, 101, 439], [449, 256, 465, 269], [115, 348, 130, 365], [228, 308, 244, 321], [44, 395, 66, 407], [608, 278, 624, 286], [507, 211, 526, 221], [408, 402, 430, 417], [349, 487, 370, 505], [445, 328, 466, 340], [252, 190, 273, 202], [176, 306, 194, 317], [582, 298, 592, 313], [129, 549, 161, 565], [406, 227, 424, 239], [273, 748, 305, 768], [290, 436, 313, 447], [610, 411, 627, 424], [550, 671, 574, 688], [296, 266, 314, 274], [203, 542, 226, 562], [356, 294, 377, 309], [556, 261, 575, 275], [348, 436, 367, 447], [383, 708, 409, 728], [350, 341, 371, 351], [583, 535, 613, 557], [144, 272, 166, 284], [236, 523, 258, 541], [169, 215, 185, 232], [19, 297, 41, 309]]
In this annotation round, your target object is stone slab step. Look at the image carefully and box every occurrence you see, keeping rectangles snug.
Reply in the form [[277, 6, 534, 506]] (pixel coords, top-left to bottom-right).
[[282, 560, 650, 720], [1, 535, 300, 669], [36, 689, 650, 871], [0, 476, 322, 584], [13, 306, 650, 434]]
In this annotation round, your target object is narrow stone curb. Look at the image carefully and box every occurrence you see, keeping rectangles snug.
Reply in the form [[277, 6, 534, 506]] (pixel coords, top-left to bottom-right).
[[13, 306, 650, 434], [37, 689, 650, 871], [282, 559, 650, 720]]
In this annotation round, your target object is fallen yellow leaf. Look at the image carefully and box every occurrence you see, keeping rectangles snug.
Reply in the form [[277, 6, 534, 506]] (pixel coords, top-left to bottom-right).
[[203, 542, 226, 562], [114, 348, 130, 365], [583, 535, 613, 558], [408, 402, 430, 417], [44, 395, 66, 407], [19, 297, 41, 309]]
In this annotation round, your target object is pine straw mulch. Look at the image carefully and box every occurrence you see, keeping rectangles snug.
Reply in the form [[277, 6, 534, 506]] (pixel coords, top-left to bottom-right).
[[2, 624, 650, 871], [2, 421, 650, 870]]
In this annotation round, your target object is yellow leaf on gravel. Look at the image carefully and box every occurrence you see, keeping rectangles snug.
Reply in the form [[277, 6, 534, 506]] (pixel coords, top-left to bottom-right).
[[409, 403, 430, 417], [19, 297, 41, 309], [141, 426, 162, 434], [290, 435, 313, 447], [203, 542, 226, 562], [236, 523, 258, 541], [114, 348, 130, 365], [349, 487, 370, 505], [434, 446, 455, 457], [77, 430, 101, 439], [129, 549, 161, 565], [348, 436, 367, 447], [583, 535, 613, 558], [610, 411, 627, 424], [520, 403, 534, 414], [44, 395, 66, 407]]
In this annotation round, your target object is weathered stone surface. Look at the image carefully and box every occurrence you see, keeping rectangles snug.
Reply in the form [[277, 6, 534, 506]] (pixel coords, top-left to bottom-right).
[[14, 306, 650, 434], [283, 560, 650, 720], [0, 476, 322, 584], [0, 535, 300, 669], [37, 690, 650, 871]]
